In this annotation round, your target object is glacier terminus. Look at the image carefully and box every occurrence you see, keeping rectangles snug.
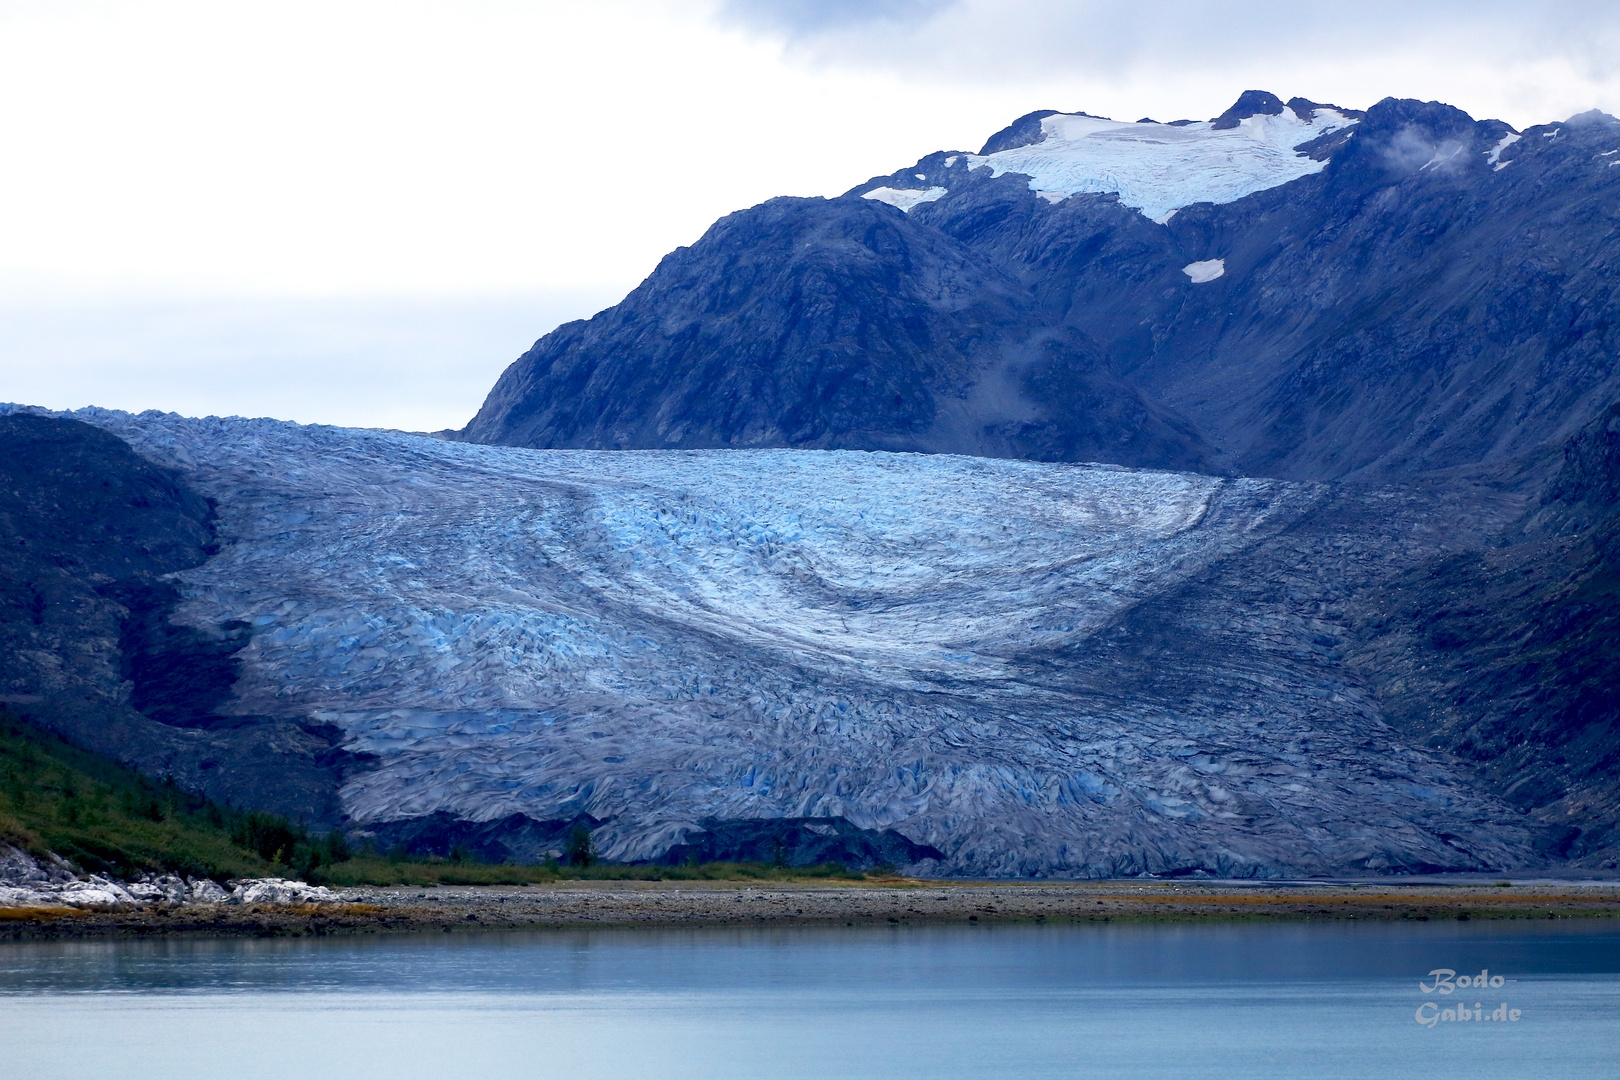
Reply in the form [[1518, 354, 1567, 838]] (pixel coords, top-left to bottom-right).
[[33, 407, 1541, 878]]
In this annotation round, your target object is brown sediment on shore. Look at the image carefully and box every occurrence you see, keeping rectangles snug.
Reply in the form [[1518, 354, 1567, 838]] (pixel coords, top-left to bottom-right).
[[3, 881, 1620, 940]]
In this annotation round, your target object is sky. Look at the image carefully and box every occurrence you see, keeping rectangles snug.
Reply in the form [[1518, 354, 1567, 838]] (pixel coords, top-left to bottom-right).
[[3, 0, 1618, 431]]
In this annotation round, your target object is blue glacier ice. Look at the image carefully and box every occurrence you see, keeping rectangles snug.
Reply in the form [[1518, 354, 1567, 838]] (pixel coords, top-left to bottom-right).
[[52, 409, 1538, 877]]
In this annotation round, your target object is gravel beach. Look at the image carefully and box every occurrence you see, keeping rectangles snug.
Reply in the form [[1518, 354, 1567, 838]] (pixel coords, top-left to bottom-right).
[[5, 879, 1620, 940]]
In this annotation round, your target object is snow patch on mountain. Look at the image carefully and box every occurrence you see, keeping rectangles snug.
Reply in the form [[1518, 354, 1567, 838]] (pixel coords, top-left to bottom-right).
[[1183, 259, 1226, 283], [862, 186, 947, 212], [969, 109, 1358, 221], [1487, 132, 1521, 168]]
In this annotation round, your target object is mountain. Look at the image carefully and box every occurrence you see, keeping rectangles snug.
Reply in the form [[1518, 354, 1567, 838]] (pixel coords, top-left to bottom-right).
[[452, 91, 1620, 868], [465, 196, 1210, 472], [899, 96, 1618, 482], [466, 91, 1620, 485], [5, 91, 1618, 876]]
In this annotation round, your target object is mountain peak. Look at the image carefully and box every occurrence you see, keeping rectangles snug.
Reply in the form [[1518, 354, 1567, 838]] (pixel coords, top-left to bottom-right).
[[1211, 89, 1286, 130]]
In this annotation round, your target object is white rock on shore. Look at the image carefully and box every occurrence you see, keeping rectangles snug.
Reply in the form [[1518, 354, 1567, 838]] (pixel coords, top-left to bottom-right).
[[0, 842, 76, 886], [190, 878, 230, 903], [58, 877, 136, 908], [228, 878, 339, 905], [0, 843, 340, 909]]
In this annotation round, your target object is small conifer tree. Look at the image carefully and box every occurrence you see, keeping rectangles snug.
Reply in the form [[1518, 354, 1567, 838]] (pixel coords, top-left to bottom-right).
[[565, 825, 595, 867]]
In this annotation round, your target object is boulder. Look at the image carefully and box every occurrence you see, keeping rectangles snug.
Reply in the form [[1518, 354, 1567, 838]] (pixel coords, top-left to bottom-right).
[[229, 878, 339, 905]]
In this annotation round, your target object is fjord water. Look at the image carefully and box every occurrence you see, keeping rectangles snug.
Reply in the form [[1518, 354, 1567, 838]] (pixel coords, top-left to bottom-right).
[[3, 921, 1616, 1079]]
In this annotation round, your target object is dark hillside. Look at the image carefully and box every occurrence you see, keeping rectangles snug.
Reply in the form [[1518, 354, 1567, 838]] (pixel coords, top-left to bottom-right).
[[464, 196, 1211, 471], [0, 709, 288, 879], [1350, 402, 1620, 865], [0, 414, 362, 826]]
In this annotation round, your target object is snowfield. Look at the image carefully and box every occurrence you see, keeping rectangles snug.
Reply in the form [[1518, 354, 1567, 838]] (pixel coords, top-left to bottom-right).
[[860, 185, 948, 212], [52, 410, 1536, 877], [970, 109, 1356, 221]]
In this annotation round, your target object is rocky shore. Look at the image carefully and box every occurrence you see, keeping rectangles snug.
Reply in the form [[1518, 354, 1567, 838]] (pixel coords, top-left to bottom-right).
[[0, 842, 338, 917], [8, 842, 1619, 942]]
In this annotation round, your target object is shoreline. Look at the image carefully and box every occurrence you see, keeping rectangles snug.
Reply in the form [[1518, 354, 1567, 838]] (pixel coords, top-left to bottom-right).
[[5, 879, 1620, 940]]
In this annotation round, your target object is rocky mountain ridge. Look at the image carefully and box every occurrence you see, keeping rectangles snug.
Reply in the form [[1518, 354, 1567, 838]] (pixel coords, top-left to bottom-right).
[[465, 92, 1620, 487]]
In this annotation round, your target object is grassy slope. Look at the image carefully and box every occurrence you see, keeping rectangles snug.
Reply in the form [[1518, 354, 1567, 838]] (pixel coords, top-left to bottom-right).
[[0, 712, 871, 886], [0, 711, 272, 879]]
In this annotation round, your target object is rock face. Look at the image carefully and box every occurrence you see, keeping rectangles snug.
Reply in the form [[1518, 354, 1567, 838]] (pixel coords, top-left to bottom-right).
[[658, 818, 946, 869], [1349, 402, 1620, 864], [2, 407, 1555, 878], [0, 842, 77, 891], [362, 811, 946, 870]]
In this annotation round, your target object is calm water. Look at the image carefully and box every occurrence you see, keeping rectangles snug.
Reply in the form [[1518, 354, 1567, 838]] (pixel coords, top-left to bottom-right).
[[2, 920, 1617, 1079]]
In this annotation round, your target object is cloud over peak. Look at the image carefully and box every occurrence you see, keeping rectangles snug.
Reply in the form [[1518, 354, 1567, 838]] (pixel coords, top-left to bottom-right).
[[717, 0, 955, 35], [708, 0, 1620, 129]]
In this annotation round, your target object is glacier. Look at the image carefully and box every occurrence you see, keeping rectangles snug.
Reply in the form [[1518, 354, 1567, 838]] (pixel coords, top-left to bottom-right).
[[46, 408, 1539, 877]]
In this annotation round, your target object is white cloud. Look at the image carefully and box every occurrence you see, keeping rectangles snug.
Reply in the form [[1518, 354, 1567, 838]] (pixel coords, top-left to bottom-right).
[[717, 0, 1620, 129], [717, 0, 955, 33], [0, 0, 1033, 299], [0, 0, 1045, 427]]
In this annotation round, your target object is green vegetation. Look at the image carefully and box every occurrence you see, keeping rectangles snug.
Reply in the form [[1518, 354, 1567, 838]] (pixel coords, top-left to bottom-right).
[[564, 824, 595, 867], [0, 712, 878, 886], [0, 710, 277, 880]]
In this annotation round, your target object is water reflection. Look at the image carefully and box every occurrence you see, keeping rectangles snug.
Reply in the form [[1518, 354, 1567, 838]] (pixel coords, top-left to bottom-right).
[[2, 921, 1616, 1079]]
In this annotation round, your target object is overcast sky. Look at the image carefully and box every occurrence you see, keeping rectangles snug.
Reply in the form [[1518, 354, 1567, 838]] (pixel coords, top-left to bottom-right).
[[4, 0, 1617, 430]]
